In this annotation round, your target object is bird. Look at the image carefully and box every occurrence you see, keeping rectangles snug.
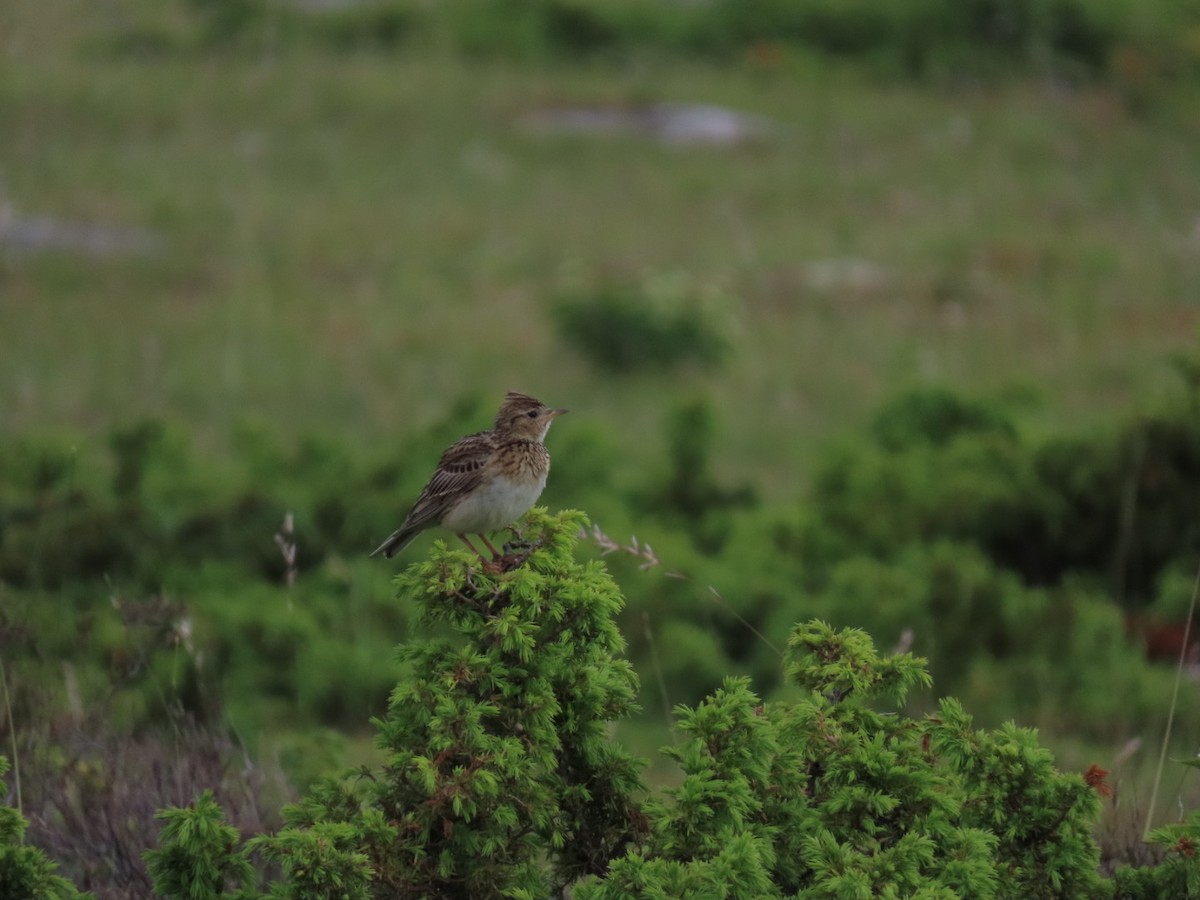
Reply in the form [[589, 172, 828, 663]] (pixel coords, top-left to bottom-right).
[[370, 392, 568, 563]]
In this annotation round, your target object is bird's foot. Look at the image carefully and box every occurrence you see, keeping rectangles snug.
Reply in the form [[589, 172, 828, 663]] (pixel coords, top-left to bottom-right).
[[481, 551, 533, 574]]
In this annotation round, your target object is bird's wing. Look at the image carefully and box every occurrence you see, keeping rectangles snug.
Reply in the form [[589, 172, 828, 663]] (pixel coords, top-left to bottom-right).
[[398, 430, 494, 533]]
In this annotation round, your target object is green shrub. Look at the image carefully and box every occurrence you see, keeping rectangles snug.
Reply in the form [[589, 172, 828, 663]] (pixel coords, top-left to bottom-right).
[[144, 514, 1200, 896], [869, 387, 1018, 451], [98, 0, 1194, 86], [806, 388, 1200, 604], [303, 1, 418, 52], [368, 509, 644, 894], [442, 0, 625, 60], [553, 273, 734, 374], [7, 384, 1200, 781], [632, 399, 756, 553], [1111, 808, 1200, 898], [144, 789, 253, 899], [430, 0, 1134, 76], [187, 0, 271, 48]]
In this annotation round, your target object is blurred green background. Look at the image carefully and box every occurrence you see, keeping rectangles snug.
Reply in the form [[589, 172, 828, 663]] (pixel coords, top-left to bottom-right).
[[4, 0, 1200, 890]]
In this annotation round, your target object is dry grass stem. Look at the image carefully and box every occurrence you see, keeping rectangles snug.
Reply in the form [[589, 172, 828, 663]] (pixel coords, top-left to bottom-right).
[[1144, 560, 1200, 840], [274, 511, 298, 590], [580, 523, 781, 656]]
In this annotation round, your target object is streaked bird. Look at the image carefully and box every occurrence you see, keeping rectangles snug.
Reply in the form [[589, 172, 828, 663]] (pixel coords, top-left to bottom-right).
[[370, 392, 567, 562]]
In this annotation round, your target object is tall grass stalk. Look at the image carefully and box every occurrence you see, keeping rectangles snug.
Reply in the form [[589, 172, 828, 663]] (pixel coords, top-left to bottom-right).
[[641, 612, 675, 733], [582, 523, 783, 657], [274, 512, 300, 716], [0, 652, 20, 820], [1144, 560, 1200, 840]]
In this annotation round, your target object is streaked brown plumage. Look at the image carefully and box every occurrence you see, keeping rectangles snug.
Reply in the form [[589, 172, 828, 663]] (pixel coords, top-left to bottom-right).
[[370, 392, 568, 560]]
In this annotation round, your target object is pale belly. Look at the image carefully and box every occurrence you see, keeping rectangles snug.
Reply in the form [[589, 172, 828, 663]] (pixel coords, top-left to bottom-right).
[[441, 473, 547, 534]]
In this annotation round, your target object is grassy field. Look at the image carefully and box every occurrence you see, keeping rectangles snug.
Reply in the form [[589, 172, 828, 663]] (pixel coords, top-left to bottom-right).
[[4, 0, 1200, 887], [4, 1, 1199, 491]]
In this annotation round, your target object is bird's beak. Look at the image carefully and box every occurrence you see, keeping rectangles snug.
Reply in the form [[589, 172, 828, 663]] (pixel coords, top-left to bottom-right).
[[548, 408, 569, 418]]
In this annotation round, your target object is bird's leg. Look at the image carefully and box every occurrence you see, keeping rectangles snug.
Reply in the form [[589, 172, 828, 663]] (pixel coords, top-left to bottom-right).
[[475, 533, 502, 559], [457, 534, 487, 558]]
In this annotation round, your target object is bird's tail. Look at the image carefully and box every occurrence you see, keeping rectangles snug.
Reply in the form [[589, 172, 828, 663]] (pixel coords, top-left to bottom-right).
[[369, 527, 418, 559]]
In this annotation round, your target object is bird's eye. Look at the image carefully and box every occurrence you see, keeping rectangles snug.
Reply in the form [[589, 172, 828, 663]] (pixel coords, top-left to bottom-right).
[[526, 410, 539, 418]]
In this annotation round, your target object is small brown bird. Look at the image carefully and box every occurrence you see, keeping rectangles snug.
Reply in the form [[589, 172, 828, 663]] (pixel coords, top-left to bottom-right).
[[370, 392, 568, 561]]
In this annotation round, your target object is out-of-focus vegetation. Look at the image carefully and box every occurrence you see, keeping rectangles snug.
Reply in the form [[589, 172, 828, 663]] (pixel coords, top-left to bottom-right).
[[141, 0, 1200, 87], [5, 0, 1200, 468], [7, 380, 1200, 735], [553, 272, 735, 373], [6, 380, 1200, 892], [4, 0, 1200, 893]]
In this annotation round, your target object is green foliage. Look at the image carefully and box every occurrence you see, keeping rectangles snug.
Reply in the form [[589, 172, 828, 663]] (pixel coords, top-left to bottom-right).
[[553, 272, 734, 374], [807, 387, 1200, 603], [869, 387, 1018, 451], [439, 0, 626, 61], [786, 618, 933, 704], [187, 0, 267, 47], [7, 384, 1200, 773], [928, 699, 1106, 898], [144, 789, 254, 898], [806, 391, 1040, 566], [148, 510, 646, 897], [0, 412, 485, 592], [129, 514, 1200, 895], [578, 620, 1116, 897], [0, 757, 91, 900], [1111, 809, 1200, 898], [777, 387, 1200, 743], [183, 0, 417, 51], [368, 508, 645, 895], [251, 822, 373, 900], [0, 416, 444, 736], [9, 390, 1200, 889], [167, 0, 1200, 83], [633, 400, 756, 553]]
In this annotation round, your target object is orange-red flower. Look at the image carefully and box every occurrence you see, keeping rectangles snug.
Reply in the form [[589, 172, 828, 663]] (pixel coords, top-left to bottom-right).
[[1083, 764, 1113, 798]]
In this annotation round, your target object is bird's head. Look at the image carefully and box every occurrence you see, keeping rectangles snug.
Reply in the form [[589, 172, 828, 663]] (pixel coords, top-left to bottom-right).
[[494, 391, 568, 441]]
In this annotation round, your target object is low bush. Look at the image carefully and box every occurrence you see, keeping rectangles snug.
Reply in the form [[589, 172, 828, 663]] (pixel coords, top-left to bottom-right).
[[552, 272, 735, 375], [127, 513, 1200, 896], [804, 386, 1200, 604]]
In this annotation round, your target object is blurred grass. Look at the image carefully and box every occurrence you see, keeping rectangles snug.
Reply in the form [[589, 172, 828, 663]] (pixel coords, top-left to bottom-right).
[[3, 0, 1199, 496]]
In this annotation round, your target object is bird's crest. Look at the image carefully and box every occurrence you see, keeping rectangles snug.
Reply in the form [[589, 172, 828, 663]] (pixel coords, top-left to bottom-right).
[[496, 391, 544, 423]]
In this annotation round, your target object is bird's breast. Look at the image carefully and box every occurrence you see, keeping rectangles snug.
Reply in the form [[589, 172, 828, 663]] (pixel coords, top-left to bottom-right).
[[441, 471, 549, 534]]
